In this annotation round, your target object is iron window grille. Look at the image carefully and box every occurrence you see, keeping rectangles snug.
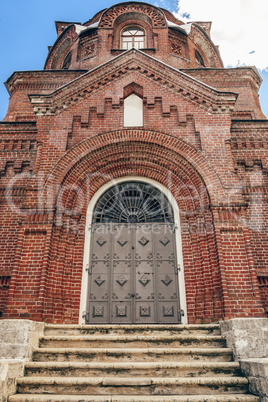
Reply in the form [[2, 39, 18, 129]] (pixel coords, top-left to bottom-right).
[[93, 182, 174, 223]]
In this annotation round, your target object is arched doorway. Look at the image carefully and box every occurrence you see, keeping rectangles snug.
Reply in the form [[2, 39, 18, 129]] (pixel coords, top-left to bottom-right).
[[84, 181, 183, 324]]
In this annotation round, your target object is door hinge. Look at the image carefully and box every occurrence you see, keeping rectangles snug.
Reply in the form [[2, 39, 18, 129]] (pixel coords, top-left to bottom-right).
[[82, 311, 90, 322], [175, 264, 181, 274], [85, 264, 92, 275], [178, 309, 184, 321]]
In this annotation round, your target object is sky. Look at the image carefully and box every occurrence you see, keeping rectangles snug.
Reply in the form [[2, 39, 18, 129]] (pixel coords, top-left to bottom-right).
[[0, 0, 267, 120]]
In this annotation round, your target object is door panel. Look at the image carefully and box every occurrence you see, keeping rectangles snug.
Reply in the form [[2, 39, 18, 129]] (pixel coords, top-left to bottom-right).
[[88, 224, 111, 323], [87, 222, 180, 324], [88, 301, 109, 323], [112, 301, 132, 323], [111, 224, 132, 322], [135, 301, 155, 323], [158, 301, 179, 323], [155, 223, 175, 260], [113, 224, 132, 260], [112, 263, 131, 302], [135, 224, 154, 260], [135, 262, 155, 305]]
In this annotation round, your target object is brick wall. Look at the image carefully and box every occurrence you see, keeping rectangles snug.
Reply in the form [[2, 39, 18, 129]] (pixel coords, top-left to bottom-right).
[[0, 2, 267, 323], [0, 277, 10, 316]]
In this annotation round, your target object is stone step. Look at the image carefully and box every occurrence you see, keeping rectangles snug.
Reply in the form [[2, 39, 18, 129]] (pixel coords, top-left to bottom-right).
[[9, 394, 260, 402], [32, 347, 234, 363], [24, 361, 241, 377], [44, 324, 221, 337], [39, 334, 226, 349], [16, 376, 250, 396]]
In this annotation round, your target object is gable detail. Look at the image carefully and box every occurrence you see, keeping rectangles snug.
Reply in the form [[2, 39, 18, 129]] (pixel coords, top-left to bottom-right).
[[30, 51, 237, 117]]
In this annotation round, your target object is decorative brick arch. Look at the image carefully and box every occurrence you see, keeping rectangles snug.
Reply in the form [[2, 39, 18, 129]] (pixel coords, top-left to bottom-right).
[[99, 3, 167, 28], [55, 143, 209, 217], [189, 24, 224, 69], [45, 26, 77, 70], [44, 130, 226, 209], [112, 14, 154, 49]]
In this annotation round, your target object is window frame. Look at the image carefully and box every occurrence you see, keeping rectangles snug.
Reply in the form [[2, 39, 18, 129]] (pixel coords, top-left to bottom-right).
[[62, 52, 72, 69], [195, 50, 205, 68], [120, 26, 146, 50]]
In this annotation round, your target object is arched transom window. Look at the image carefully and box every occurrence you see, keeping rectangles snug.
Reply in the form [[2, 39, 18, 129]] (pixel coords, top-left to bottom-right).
[[62, 52, 72, 69], [93, 182, 174, 223], [195, 50, 205, 67], [121, 27, 145, 50]]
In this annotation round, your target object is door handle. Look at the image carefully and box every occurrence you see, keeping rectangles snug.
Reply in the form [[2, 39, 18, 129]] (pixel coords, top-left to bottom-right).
[[131, 293, 136, 298]]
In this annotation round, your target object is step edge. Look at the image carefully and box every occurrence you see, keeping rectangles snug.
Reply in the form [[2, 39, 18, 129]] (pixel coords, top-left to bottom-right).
[[17, 376, 249, 385], [40, 335, 225, 341], [9, 394, 260, 402], [25, 361, 240, 368], [33, 347, 233, 354], [45, 324, 220, 329]]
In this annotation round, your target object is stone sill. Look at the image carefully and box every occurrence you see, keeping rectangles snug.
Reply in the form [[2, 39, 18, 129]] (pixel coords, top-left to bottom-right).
[[111, 48, 156, 55]]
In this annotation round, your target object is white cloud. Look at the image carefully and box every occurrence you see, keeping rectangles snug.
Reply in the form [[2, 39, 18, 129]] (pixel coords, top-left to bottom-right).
[[175, 0, 268, 70]]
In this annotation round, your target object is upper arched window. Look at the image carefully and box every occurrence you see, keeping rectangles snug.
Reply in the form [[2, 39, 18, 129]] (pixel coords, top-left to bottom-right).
[[195, 50, 205, 67], [62, 52, 72, 69], [121, 27, 145, 50]]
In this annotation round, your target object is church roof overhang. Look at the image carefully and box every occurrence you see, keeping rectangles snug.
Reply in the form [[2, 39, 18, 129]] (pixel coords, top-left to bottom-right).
[[166, 20, 192, 35], [29, 48, 238, 117]]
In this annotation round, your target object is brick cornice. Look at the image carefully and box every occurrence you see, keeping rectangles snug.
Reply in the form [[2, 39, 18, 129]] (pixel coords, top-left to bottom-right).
[[29, 49, 238, 116], [231, 119, 268, 132], [0, 122, 37, 131], [183, 66, 263, 91], [0, 122, 37, 138], [5, 71, 88, 97]]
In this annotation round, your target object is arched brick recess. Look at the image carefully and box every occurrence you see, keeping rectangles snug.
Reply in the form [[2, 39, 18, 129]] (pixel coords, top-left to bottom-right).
[[43, 130, 226, 208], [112, 14, 154, 49], [56, 143, 210, 214], [40, 137, 225, 324]]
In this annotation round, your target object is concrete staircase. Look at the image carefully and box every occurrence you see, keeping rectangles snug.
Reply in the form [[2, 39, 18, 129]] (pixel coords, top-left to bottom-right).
[[9, 324, 259, 402]]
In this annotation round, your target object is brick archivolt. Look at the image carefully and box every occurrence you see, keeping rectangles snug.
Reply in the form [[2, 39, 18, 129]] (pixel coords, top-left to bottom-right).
[[43, 130, 226, 212], [189, 24, 223, 69], [56, 144, 210, 217], [45, 25, 77, 70], [99, 3, 167, 28]]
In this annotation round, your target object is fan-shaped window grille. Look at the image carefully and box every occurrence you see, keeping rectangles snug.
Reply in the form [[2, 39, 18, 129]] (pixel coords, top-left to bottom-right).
[[93, 182, 174, 223]]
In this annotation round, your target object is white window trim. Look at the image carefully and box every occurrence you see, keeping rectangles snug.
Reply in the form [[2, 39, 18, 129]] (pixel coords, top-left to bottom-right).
[[120, 26, 146, 50]]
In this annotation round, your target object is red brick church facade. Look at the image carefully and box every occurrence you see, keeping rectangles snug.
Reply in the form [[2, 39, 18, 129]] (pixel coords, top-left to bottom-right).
[[0, 2, 267, 324]]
